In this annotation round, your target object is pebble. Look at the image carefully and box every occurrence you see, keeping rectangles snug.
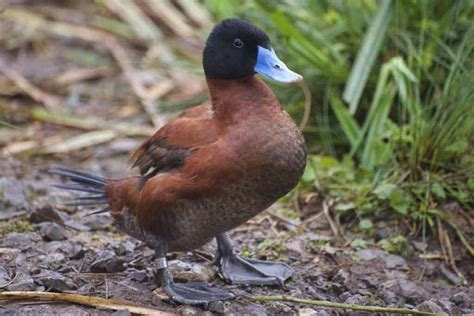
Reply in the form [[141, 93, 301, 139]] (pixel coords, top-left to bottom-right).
[[1, 232, 41, 250], [383, 254, 409, 270], [129, 270, 148, 282], [178, 306, 203, 316], [7, 272, 36, 291], [332, 268, 350, 285], [0, 266, 11, 284], [451, 291, 472, 308], [37, 270, 76, 292], [169, 260, 214, 282], [356, 249, 384, 261], [40, 252, 67, 270], [267, 302, 295, 315], [7, 278, 36, 291], [40, 223, 68, 241], [207, 301, 226, 314], [415, 300, 445, 313], [68, 244, 85, 259], [29, 205, 66, 224], [298, 308, 318, 316], [385, 279, 429, 303], [90, 250, 126, 273], [343, 294, 371, 306]]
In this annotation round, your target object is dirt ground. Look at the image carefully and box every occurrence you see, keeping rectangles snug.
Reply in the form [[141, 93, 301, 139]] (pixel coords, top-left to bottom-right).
[[0, 156, 472, 315]]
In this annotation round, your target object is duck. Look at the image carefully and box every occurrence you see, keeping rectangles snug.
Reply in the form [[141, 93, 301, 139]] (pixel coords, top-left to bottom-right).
[[52, 18, 307, 305]]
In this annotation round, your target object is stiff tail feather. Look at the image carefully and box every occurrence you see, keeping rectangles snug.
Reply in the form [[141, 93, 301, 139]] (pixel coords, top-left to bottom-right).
[[50, 167, 110, 216]]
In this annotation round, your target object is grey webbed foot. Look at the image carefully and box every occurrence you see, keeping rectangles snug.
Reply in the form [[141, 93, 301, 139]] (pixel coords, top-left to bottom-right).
[[155, 246, 234, 305], [214, 233, 294, 286]]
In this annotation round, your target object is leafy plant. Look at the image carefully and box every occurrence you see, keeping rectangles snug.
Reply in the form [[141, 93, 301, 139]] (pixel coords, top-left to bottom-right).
[[203, 0, 474, 251]]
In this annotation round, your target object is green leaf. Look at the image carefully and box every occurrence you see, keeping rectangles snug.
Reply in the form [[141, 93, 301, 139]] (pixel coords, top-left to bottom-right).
[[467, 178, 474, 191], [335, 202, 356, 212], [373, 183, 397, 199], [359, 219, 373, 230], [342, 0, 394, 114], [301, 163, 316, 182], [377, 239, 391, 252], [445, 139, 468, 154], [351, 238, 368, 249], [431, 183, 446, 200], [329, 94, 361, 147], [389, 189, 412, 215]]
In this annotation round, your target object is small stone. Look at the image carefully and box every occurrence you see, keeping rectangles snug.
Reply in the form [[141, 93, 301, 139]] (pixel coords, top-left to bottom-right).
[[7, 272, 36, 291], [267, 302, 295, 315], [451, 292, 472, 308], [207, 301, 225, 314], [383, 254, 409, 270], [69, 244, 85, 260], [0, 266, 11, 284], [129, 270, 148, 282], [332, 269, 350, 285], [356, 249, 384, 261], [1, 232, 41, 250], [40, 223, 67, 241], [90, 250, 126, 273], [37, 270, 76, 292], [7, 278, 36, 291], [178, 306, 200, 316], [344, 294, 371, 306], [298, 307, 320, 316], [29, 205, 66, 224], [0, 177, 27, 212], [415, 300, 444, 313], [384, 279, 429, 303], [435, 299, 453, 313], [42, 252, 67, 270], [377, 289, 397, 305], [169, 260, 214, 282]]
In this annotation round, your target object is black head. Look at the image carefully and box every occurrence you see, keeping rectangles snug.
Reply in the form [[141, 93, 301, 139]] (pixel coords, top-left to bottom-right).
[[203, 19, 271, 79]]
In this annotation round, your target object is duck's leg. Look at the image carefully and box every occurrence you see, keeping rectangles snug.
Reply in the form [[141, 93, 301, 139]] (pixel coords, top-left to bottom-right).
[[214, 233, 294, 286], [154, 243, 234, 305]]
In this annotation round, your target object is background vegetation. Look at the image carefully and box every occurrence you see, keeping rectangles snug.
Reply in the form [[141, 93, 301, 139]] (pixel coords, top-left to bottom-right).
[[210, 0, 474, 258]]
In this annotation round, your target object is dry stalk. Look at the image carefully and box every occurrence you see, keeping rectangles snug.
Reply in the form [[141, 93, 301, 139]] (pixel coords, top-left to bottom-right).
[[250, 295, 435, 315], [2, 7, 173, 128], [0, 291, 175, 315], [0, 57, 61, 111]]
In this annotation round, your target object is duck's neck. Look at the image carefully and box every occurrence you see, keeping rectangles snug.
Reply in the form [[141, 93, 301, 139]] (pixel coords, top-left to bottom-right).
[[207, 76, 282, 125]]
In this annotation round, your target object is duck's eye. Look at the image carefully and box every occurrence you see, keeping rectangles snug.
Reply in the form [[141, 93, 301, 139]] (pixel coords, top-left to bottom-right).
[[233, 38, 244, 48]]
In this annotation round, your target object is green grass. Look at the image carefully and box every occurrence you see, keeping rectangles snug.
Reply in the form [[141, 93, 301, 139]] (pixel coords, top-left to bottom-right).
[[203, 0, 474, 250]]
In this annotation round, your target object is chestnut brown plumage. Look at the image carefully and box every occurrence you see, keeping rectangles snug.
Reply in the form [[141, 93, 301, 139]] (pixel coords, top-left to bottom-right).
[[52, 19, 306, 305]]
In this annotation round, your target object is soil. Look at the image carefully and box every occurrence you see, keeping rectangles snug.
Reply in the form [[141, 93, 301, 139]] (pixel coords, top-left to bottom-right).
[[0, 157, 472, 315]]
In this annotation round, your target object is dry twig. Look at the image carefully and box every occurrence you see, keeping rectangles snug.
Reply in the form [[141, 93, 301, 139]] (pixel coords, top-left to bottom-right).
[[322, 199, 344, 240], [2, 7, 173, 128], [0, 57, 61, 111], [0, 291, 175, 315], [250, 295, 435, 315]]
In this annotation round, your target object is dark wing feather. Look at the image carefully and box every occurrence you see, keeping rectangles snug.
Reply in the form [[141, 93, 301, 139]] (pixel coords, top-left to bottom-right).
[[129, 104, 218, 178]]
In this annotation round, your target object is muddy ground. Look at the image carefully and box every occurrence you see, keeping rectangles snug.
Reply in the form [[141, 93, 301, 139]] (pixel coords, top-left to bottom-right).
[[0, 157, 472, 315]]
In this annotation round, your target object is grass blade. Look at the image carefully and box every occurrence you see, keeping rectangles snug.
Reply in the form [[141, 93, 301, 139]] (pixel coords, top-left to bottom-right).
[[343, 0, 394, 114], [329, 94, 361, 147]]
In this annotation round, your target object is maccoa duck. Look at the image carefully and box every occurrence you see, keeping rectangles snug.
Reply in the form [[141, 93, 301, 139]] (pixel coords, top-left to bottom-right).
[[52, 19, 307, 305]]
